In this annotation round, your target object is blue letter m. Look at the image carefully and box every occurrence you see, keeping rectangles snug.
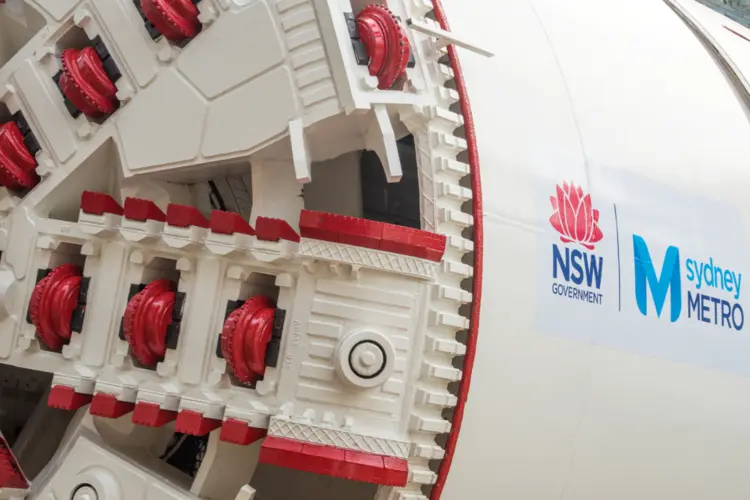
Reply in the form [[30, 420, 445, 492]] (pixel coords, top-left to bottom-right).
[[633, 235, 682, 322]]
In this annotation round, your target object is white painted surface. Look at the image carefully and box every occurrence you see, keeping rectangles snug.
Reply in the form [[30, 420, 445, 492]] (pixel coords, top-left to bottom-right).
[[442, 0, 750, 499]]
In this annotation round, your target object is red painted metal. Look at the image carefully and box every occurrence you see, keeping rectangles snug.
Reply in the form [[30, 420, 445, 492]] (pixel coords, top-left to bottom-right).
[[175, 410, 222, 436], [59, 47, 119, 118], [122, 279, 176, 366], [90, 393, 135, 418], [255, 217, 300, 242], [29, 263, 83, 351], [123, 197, 167, 222], [299, 210, 447, 262], [210, 210, 255, 235], [166, 203, 210, 228], [259, 436, 409, 486], [47, 385, 92, 411], [0, 432, 29, 490], [355, 4, 411, 90], [141, 0, 201, 42], [221, 295, 276, 385], [81, 191, 124, 215], [219, 418, 267, 445], [0, 122, 38, 191], [133, 402, 177, 427]]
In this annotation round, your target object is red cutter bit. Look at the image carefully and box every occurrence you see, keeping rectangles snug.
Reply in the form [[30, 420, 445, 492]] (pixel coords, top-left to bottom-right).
[[141, 0, 201, 42], [356, 4, 411, 90], [123, 279, 176, 367], [0, 122, 38, 191], [0, 432, 29, 490], [28, 264, 83, 351], [59, 47, 119, 118], [221, 295, 276, 385]]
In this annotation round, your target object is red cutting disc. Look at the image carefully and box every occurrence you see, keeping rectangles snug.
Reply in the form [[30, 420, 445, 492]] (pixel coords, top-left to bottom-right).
[[123, 279, 176, 367], [221, 296, 275, 385], [0, 122, 38, 191], [59, 47, 119, 118], [141, 0, 201, 42], [28, 264, 82, 351], [0, 433, 29, 490], [356, 4, 411, 90]]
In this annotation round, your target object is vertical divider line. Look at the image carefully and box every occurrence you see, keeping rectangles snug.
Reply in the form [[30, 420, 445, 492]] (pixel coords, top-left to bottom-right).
[[614, 203, 622, 311]]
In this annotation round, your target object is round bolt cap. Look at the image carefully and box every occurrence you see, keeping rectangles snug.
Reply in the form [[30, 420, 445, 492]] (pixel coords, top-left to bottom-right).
[[349, 340, 386, 378], [335, 330, 395, 389], [72, 485, 98, 500]]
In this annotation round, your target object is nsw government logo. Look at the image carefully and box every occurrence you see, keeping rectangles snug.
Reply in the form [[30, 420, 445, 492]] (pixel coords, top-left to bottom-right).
[[633, 235, 744, 330], [549, 182, 605, 306]]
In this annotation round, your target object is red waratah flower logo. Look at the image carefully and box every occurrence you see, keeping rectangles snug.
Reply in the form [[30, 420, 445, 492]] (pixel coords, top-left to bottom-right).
[[549, 182, 603, 250]]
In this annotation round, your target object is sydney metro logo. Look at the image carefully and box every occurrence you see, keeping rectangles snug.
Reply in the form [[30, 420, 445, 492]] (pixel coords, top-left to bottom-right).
[[633, 236, 681, 322], [549, 182, 605, 306], [633, 235, 745, 330]]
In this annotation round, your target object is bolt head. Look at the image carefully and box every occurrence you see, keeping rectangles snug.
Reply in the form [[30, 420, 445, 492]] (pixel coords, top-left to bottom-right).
[[349, 341, 386, 378]]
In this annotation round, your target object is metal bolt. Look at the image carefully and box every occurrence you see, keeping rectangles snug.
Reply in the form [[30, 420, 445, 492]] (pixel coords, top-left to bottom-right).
[[72, 485, 98, 500], [349, 341, 386, 378]]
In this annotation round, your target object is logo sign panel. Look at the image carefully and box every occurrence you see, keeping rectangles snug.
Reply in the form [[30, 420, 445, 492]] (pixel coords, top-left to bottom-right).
[[537, 167, 750, 376]]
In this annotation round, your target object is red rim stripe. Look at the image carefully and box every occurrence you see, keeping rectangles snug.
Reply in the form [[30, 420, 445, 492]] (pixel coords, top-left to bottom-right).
[[429, 1, 485, 498]]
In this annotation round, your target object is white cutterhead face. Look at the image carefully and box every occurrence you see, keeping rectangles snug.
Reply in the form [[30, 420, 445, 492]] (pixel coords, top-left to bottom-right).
[[0, 1, 481, 499]]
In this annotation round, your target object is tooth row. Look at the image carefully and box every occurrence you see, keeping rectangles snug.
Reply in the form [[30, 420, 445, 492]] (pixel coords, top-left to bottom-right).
[[398, 0, 476, 498]]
